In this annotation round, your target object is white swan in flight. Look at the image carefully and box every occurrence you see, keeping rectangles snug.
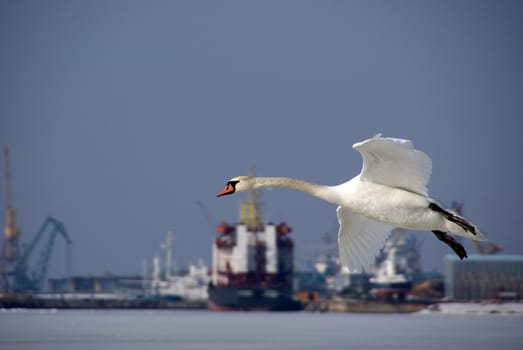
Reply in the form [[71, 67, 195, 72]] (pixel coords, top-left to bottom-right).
[[217, 134, 487, 272]]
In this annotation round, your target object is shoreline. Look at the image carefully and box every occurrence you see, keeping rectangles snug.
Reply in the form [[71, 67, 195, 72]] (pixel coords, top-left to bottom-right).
[[304, 299, 433, 313], [0, 294, 206, 310], [2, 294, 522, 315]]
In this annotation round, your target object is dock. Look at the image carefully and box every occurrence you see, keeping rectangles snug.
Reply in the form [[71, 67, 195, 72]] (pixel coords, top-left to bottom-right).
[[0, 294, 207, 310], [303, 299, 432, 313]]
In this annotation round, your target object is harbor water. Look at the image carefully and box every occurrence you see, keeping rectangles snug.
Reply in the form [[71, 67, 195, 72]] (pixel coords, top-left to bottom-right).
[[1, 309, 522, 350]]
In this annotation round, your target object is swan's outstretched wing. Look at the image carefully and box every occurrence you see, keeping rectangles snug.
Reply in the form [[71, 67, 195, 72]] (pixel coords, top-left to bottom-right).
[[353, 134, 432, 196], [337, 206, 393, 273]]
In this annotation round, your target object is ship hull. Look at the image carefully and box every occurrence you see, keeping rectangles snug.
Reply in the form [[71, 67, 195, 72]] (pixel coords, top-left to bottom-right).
[[207, 284, 302, 311], [371, 281, 412, 300]]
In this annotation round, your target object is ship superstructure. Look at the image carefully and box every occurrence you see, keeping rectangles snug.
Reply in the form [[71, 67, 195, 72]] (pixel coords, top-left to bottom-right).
[[149, 231, 209, 301], [208, 181, 301, 311], [370, 229, 422, 300]]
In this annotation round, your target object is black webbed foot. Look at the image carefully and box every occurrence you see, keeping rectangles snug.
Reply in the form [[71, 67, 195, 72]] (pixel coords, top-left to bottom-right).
[[432, 230, 468, 260], [428, 202, 476, 235]]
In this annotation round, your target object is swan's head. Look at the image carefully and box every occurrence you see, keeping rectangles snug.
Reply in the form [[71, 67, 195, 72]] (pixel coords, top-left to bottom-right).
[[217, 176, 253, 197]]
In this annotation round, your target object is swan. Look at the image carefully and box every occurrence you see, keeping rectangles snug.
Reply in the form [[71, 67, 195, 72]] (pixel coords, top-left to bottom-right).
[[216, 134, 487, 272]]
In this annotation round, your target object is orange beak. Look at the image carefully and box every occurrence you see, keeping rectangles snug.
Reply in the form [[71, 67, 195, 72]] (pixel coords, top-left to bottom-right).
[[217, 183, 235, 197]]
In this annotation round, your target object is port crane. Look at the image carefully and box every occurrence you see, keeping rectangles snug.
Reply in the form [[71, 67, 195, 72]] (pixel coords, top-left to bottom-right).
[[2, 145, 21, 265], [11, 216, 72, 292], [1, 145, 72, 292], [1, 145, 22, 290]]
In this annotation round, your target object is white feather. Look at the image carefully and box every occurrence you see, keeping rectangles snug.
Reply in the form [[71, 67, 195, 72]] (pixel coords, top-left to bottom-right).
[[353, 134, 432, 196], [337, 206, 393, 272]]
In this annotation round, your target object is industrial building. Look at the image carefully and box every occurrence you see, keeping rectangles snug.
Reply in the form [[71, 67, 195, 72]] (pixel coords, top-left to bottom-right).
[[444, 254, 523, 301], [48, 275, 144, 295]]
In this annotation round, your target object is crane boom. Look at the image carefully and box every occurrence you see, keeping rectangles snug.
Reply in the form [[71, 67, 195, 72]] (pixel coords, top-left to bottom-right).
[[12, 216, 72, 292], [3, 145, 12, 208], [197, 200, 217, 230]]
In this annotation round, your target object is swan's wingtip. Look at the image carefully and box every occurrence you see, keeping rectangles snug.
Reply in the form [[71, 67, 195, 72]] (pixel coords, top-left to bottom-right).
[[352, 133, 383, 149], [474, 230, 489, 242], [353, 134, 416, 150]]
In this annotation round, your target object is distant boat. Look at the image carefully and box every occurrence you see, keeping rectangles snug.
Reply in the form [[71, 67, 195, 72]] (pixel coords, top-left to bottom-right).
[[208, 180, 301, 311], [370, 229, 421, 301], [148, 232, 210, 301], [151, 258, 210, 301]]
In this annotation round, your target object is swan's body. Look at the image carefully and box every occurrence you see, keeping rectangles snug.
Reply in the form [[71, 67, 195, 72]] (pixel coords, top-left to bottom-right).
[[217, 134, 486, 272]]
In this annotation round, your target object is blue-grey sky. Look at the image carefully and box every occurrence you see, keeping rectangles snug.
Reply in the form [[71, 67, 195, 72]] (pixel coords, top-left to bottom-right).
[[1, 0, 522, 278]]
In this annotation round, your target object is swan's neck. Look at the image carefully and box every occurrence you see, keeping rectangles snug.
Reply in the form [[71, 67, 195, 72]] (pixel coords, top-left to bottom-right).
[[251, 177, 340, 205]]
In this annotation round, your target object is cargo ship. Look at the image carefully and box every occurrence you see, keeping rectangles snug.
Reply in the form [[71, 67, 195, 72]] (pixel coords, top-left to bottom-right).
[[208, 182, 302, 311]]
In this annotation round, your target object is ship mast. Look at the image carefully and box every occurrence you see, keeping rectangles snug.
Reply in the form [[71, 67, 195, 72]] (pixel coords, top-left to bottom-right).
[[2, 145, 20, 263]]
